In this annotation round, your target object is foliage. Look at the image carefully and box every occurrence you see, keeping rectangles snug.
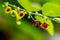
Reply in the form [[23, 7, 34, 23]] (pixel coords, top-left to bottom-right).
[[0, 0, 60, 40]]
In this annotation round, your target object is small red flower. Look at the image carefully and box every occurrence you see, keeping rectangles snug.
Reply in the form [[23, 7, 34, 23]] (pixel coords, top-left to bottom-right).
[[7, 8, 10, 12], [17, 11, 26, 19], [5, 7, 12, 13], [32, 20, 39, 26], [19, 12, 23, 17], [40, 22, 49, 29]]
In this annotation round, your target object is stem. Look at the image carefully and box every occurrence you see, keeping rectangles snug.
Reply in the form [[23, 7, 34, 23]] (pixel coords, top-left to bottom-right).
[[4, 2, 60, 23], [30, 13, 60, 23]]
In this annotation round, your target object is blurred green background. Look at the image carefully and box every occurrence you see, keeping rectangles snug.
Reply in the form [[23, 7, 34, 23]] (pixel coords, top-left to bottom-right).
[[0, 0, 60, 40]]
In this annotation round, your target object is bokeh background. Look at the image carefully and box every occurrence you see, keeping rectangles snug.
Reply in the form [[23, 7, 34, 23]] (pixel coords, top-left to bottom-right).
[[0, 0, 60, 40]]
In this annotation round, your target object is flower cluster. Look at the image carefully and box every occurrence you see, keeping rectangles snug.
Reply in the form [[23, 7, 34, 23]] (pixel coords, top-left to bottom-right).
[[3, 2, 26, 25], [2, 2, 53, 29], [32, 20, 49, 29], [2, 2, 60, 29]]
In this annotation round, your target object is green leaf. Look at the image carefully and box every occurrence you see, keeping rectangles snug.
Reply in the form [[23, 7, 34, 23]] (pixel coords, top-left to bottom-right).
[[47, 0, 60, 5], [17, 0, 41, 12], [35, 16, 54, 36], [46, 19, 54, 36], [42, 2, 60, 17]]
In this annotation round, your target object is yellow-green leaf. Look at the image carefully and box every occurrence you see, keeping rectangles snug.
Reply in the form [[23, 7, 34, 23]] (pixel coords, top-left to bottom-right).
[[17, 0, 41, 12], [42, 3, 60, 17], [35, 16, 54, 36]]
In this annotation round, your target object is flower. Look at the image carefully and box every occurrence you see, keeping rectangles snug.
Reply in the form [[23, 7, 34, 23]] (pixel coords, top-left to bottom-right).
[[5, 6, 12, 14], [4, 2, 9, 6], [17, 11, 26, 19], [40, 22, 49, 29], [17, 21, 21, 25], [10, 10, 17, 17], [32, 20, 39, 26]]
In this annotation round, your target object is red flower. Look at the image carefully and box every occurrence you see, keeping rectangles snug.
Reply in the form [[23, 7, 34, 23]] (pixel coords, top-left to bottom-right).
[[5, 7, 12, 13], [19, 12, 24, 17], [17, 11, 26, 19], [32, 20, 39, 26], [40, 22, 49, 29]]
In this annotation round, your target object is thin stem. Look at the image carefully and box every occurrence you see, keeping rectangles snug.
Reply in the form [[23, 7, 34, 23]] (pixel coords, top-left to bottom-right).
[[30, 13, 60, 23], [31, 16, 35, 21], [4, 2, 60, 23]]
